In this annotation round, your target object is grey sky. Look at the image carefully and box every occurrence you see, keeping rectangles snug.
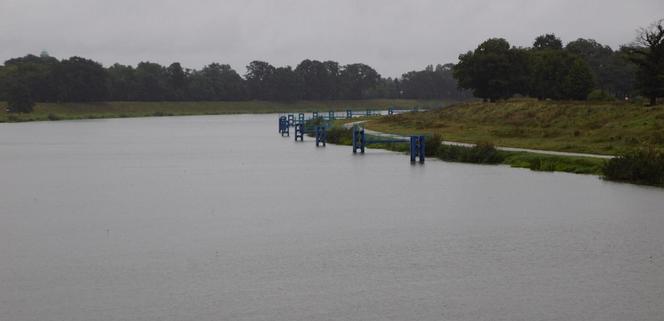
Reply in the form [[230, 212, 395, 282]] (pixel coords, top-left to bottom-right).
[[1, 0, 662, 77]]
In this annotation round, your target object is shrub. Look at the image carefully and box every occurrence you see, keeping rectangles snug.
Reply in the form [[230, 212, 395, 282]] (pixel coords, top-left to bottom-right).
[[47, 113, 62, 121], [436, 142, 503, 164], [326, 127, 353, 145], [603, 148, 664, 186], [424, 133, 442, 157]]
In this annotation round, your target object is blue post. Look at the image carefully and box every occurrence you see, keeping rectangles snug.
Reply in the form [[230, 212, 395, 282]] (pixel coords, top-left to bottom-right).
[[316, 126, 327, 147], [328, 111, 335, 120], [410, 136, 416, 162], [294, 123, 304, 141], [288, 114, 295, 126], [410, 136, 425, 163], [352, 126, 365, 154], [366, 109, 371, 116], [298, 113, 305, 124], [388, 107, 394, 116], [346, 109, 352, 119], [279, 117, 289, 136], [312, 111, 318, 119], [419, 136, 425, 163]]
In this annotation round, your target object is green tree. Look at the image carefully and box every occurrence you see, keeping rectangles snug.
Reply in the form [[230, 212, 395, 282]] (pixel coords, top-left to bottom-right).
[[534, 34, 563, 50], [566, 38, 637, 98], [529, 49, 594, 100], [454, 38, 526, 102], [245, 61, 276, 100], [626, 19, 664, 106], [6, 82, 35, 113], [166, 62, 187, 100], [563, 58, 595, 100], [339, 63, 380, 99], [55, 56, 108, 101]]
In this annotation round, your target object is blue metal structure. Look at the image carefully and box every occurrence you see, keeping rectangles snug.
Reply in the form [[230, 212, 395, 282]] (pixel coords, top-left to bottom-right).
[[277, 111, 426, 162], [410, 136, 426, 163], [278, 116, 289, 136], [352, 125, 425, 163], [294, 123, 304, 141], [352, 126, 366, 154], [315, 126, 327, 147]]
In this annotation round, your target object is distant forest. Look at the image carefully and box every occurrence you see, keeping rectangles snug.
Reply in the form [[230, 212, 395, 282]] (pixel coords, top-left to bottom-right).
[[0, 55, 470, 104], [2, 19, 662, 113]]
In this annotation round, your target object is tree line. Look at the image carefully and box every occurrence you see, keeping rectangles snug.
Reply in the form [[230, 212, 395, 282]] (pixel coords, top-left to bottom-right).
[[0, 55, 469, 112], [2, 20, 661, 113], [454, 20, 663, 105]]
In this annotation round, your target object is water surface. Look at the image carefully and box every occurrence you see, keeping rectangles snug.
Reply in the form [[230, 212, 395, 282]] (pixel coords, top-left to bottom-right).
[[1, 115, 663, 321]]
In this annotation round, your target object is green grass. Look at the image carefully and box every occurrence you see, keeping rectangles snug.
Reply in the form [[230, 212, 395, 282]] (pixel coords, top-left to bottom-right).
[[367, 98, 664, 155], [0, 99, 453, 123], [315, 125, 607, 176], [501, 152, 605, 175]]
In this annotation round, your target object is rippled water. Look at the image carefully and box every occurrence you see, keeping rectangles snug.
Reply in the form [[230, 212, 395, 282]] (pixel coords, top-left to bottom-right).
[[1, 115, 663, 321]]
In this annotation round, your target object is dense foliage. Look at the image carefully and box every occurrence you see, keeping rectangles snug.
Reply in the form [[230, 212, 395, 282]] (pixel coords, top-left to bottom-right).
[[0, 53, 469, 110], [625, 20, 664, 106], [454, 34, 639, 102], [603, 148, 664, 186]]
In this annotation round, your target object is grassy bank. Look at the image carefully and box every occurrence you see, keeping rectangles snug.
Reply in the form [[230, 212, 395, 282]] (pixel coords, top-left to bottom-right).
[[366, 99, 664, 155], [320, 125, 607, 175], [0, 99, 452, 123]]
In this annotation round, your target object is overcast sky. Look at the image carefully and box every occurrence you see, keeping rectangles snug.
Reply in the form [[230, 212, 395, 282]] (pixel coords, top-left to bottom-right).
[[1, 0, 662, 77]]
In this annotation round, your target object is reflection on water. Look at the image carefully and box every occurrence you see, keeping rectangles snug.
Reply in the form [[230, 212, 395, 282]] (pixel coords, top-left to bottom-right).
[[1, 115, 663, 321]]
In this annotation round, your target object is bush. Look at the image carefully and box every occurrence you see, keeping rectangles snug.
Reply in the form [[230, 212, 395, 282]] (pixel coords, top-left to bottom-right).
[[326, 127, 353, 145], [603, 148, 664, 186], [424, 133, 442, 156], [47, 113, 61, 121], [587, 89, 615, 101], [436, 142, 503, 164]]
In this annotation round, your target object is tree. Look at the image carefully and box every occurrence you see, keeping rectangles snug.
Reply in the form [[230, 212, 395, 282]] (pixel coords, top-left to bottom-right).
[[626, 19, 664, 105], [339, 63, 380, 99], [271, 66, 301, 101], [562, 58, 595, 100], [400, 64, 470, 99], [55, 56, 108, 101], [134, 62, 168, 101], [529, 49, 594, 100], [566, 38, 637, 98], [188, 63, 246, 100], [454, 38, 527, 102], [245, 61, 275, 100], [534, 34, 563, 50], [166, 62, 187, 100], [3, 54, 60, 102], [107, 63, 137, 100], [6, 82, 35, 113]]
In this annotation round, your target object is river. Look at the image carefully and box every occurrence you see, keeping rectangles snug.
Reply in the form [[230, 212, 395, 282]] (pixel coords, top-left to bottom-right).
[[1, 114, 662, 321]]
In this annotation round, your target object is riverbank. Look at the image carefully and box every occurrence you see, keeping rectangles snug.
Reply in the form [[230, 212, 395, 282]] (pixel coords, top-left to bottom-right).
[[365, 99, 664, 155], [353, 99, 664, 186], [320, 124, 607, 175], [0, 99, 452, 123]]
